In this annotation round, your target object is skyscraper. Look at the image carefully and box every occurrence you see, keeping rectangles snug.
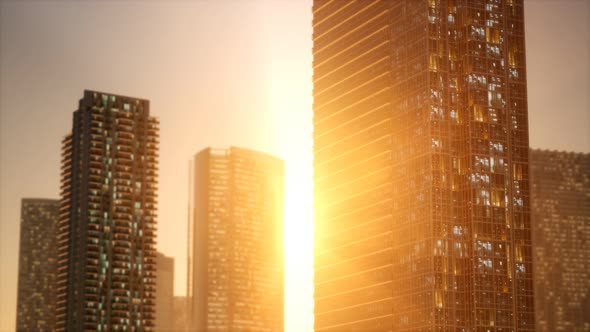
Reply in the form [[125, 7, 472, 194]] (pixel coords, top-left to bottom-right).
[[56, 90, 159, 331], [15, 198, 59, 332], [313, 1, 534, 331], [187, 147, 284, 332], [530, 149, 590, 332], [156, 252, 175, 332]]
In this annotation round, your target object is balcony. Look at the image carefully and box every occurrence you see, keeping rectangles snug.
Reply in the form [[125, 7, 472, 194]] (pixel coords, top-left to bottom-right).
[[115, 226, 132, 235]]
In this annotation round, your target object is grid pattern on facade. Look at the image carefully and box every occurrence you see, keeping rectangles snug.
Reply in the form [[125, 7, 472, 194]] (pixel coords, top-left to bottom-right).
[[530, 149, 590, 332], [15, 199, 60, 332], [313, 1, 534, 331], [188, 147, 284, 332], [56, 90, 159, 331]]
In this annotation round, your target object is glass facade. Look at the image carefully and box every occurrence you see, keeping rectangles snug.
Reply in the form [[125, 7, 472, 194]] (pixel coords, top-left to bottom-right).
[[313, 1, 534, 331], [56, 90, 159, 331], [530, 149, 590, 332], [188, 147, 284, 332], [15, 198, 60, 332]]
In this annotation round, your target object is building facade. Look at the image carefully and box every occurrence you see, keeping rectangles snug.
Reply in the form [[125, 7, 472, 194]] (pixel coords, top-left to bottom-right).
[[155, 252, 175, 331], [174, 296, 188, 332], [313, 1, 534, 331], [56, 90, 159, 331], [530, 149, 590, 332], [173, 296, 188, 332], [187, 147, 284, 332], [15, 198, 60, 331]]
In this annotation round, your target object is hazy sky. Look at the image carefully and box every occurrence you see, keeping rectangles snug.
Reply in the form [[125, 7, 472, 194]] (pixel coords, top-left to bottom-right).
[[0, 1, 588, 331]]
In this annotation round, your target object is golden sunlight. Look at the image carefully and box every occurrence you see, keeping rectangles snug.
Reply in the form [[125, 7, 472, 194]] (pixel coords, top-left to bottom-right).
[[269, 55, 314, 332]]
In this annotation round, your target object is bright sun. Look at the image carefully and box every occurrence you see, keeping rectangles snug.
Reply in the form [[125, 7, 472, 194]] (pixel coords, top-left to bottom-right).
[[269, 62, 314, 331]]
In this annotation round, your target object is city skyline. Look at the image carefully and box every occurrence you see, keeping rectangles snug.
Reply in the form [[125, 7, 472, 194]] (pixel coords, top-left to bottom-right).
[[1, 1, 589, 331]]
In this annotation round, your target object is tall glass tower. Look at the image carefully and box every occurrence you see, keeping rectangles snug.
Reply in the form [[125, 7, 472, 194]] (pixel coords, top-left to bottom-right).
[[187, 147, 284, 332], [56, 90, 159, 331], [313, 1, 534, 331]]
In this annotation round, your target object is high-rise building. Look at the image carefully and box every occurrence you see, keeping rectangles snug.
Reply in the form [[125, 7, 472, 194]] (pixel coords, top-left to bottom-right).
[[173, 296, 188, 332], [156, 252, 175, 331], [56, 90, 159, 331], [15, 198, 60, 332], [187, 147, 284, 332], [313, 1, 534, 331], [530, 149, 590, 332]]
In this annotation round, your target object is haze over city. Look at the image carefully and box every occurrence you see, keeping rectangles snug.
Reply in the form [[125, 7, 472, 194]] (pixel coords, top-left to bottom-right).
[[1, 1, 589, 331]]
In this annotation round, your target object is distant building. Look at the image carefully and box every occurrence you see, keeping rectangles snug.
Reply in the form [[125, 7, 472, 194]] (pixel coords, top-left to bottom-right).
[[187, 147, 284, 331], [530, 149, 590, 332], [15, 198, 59, 332], [56, 90, 159, 331], [156, 252, 175, 331], [313, 1, 535, 330], [173, 296, 188, 332]]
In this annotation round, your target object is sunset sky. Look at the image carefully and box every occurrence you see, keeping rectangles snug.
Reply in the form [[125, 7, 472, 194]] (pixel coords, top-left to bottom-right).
[[0, 1, 588, 331]]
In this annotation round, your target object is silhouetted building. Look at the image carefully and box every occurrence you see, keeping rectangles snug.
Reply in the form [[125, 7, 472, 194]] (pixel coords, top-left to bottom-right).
[[15, 198, 59, 332], [313, 1, 534, 331], [56, 90, 159, 331], [173, 296, 188, 332], [156, 252, 175, 331], [187, 147, 284, 331], [530, 149, 590, 332]]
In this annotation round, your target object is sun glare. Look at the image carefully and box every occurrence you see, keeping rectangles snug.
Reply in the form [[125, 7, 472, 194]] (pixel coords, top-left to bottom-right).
[[281, 136, 314, 332], [269, 58, 314, 331]]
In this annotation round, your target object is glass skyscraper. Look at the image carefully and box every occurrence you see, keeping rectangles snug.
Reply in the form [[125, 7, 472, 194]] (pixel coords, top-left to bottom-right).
[[16, 198, 60, 332], [56, 90, 159, 331], [313, 1, 534, 331], [530, 149, 590, 332], [187, 147, 284, 332]]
